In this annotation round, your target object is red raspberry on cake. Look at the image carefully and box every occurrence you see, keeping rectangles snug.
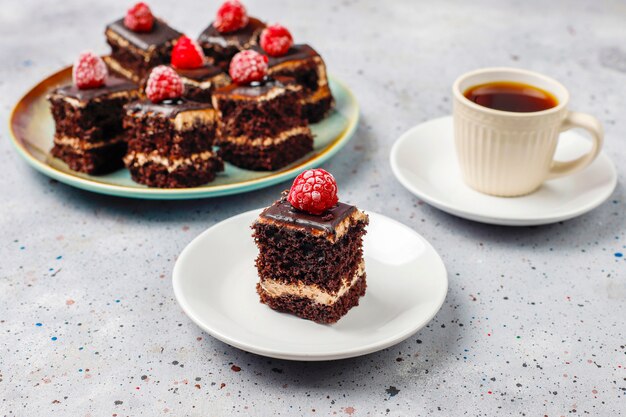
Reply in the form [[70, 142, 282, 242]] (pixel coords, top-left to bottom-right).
[[229, 50, 268, 84], [145, 65, 184, 103], [214, 0, 249, 33], [260, 24, 293, 57], [288, 168, 339, 215], [171, 35, 206, 69], [124, 2, 154, 32], [72, 51, 108, 90]]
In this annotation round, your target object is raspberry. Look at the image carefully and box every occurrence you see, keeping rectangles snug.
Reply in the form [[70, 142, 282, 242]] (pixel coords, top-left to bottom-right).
[[229, 50, 268, 84], [72, 52, 108, 90], [288, 169, 339, 215], [145, 65, 184, 103], [260, 24, 293, 57], [171, 35, 206, 69], [214, 0, 249, 33], [124, 2, 154, 32]]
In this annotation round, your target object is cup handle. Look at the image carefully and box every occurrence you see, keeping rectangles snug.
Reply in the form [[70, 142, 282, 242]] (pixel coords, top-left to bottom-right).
[[548, 111, 604, 179]]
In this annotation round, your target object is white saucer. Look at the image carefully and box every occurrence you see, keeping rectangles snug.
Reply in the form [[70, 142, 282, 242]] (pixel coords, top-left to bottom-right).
[[390, 116, 617, 226], [172, 209, 448, 361]]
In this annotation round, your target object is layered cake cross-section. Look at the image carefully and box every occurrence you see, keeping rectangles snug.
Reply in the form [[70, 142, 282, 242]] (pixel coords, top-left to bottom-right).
[[197, 0, 266, 69], [212, 50, 313, 171], [253, 169, 369, 324], [49, 52, 140, 174], [255, 24, 334, 122], [123, 66, 223, 188], [105, 2, 181, 83]]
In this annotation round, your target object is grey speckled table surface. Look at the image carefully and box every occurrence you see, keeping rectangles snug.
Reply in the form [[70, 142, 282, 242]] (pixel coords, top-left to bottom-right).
[[1, 0, 625, 415]]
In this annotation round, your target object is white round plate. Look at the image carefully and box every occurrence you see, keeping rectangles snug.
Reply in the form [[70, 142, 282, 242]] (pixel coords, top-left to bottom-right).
[[173, 209, 448, 361], [390, 116, 617, 226]]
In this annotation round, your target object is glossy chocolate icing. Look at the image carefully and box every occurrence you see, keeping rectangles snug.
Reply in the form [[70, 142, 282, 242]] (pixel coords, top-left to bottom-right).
[[175, 64, 225, 82], [260, 196, 357, 236], [53, 76, 138, 101], [214, 76, 295, 98], [106, 18, 181, 51], [251, 44, 319, 67], [198, 17, 265, 48], [125, 99, 213, 118]]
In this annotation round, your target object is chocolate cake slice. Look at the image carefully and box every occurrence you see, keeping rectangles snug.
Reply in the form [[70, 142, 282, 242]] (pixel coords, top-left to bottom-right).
[[212, 76, 313, 171], [123, 99, 223, 188], [174, 64, 231, 103], [197, 17, 266, 69], [48, 75, 140, 174], [253, 189, 369, 324], [252, 44, 334, 123], [105, 18, 181, 83]]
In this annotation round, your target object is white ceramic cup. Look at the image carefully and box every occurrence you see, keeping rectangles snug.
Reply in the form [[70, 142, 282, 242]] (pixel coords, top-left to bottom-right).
[[453, 67, 604, 197]]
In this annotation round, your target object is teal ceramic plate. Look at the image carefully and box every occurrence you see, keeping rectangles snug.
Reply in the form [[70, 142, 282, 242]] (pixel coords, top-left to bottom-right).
[[9, 66, 359, 199]]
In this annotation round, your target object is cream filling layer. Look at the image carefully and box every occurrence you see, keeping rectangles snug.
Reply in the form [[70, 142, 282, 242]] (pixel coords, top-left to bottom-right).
[[333, 209, 368, 242], [182, 73, 230, 90], [214, 84, 301, 105], [302, 85, 333, 104], [221, 126, 311, 147], [54, 135, 125, 150], [259, 260, 365, 306], [173, 109, 216, 131], [125, 150, 217, 173], [316, 58, 329, 88], [255, 208, 368, 242], [103, 57, 141, 83], [269, 56, 329, 89]]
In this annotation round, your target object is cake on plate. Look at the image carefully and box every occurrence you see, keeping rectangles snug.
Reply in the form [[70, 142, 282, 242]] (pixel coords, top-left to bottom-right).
[[197, 0, 265, 69], [170, 35, 231, 103], [105, 2, 181, 83], [48, 52, 140, 174], [212, 50, 313, 171], [254, 24, 334, 122], [252, 169, 369, 324], [123, 66, 223, 188]]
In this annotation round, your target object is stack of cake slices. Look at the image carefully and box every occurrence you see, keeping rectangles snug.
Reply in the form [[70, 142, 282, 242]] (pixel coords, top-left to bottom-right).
[[48, 1, 336, 188], [253, 169, 369, 324], [48, 53, 141, 174], [212, 75, 314, 171], [122, 67, 225, 188]]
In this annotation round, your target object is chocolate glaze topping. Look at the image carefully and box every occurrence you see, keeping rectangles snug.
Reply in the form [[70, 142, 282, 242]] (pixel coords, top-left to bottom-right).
[[53, 75, 138, 101], [260, 196, 357, 237], [251, 44, 319, 67], [125, 99, 213, 118], [214, 76, 295, 98], [198, 17, 265, 48], [107, 18, 181, 51], [176, 64, 225, 82]]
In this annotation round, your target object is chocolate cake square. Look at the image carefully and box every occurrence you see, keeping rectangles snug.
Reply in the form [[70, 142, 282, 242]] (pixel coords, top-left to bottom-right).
[[174, 63, 231, 103], [253, 195, 369, 324], [197, 17, 266, 69], [105, 18, 181, 82], [48, 75, 141, 174], [252, 44, 334, 123], [212, 77, 314, 171], [123, 99, 224, 188]]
